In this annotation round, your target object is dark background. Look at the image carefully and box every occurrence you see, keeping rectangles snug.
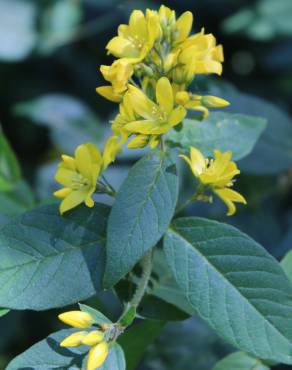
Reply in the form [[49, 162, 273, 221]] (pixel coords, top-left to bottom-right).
[[1, 0, 292, 368]]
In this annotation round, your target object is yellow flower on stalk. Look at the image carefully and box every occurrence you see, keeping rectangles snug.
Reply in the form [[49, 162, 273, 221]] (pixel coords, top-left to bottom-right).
[[106, 10, 160, 63], [158, 5, 193, 45], [96, 59, 134, 103], [180, 147, 246, 216], [58, 310, 109, 370], [124, 77, 186, 136], [175, 91, 230, 118], [178, 30, 224, 76], [112, 93, 160, 149], [54, 137, 120, 214]]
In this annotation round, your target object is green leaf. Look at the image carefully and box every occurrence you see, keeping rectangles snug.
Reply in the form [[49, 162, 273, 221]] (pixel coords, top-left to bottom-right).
[[6, 329, 125, 370], [207, 82, 292, 174], [166, 112, 266, 161], [14, 94, 104, 153], [0, 0, 37, 61], [0, 130, 21, 191], [281, 250, 292, 282], [104, 150, 178, 288], [0, 308, 9, 317], [118, 320, 164, 370], [0, 181, 34, 218], [213, 352, 270, 370], [79, 303, 112, 325], [39, 0, 82, 54], [163, 217, 292, 364], [0, 203, 109, 310]]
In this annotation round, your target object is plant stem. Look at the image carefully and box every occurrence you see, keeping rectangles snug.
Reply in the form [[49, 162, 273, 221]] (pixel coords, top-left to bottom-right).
[[175, 197, 193, 216], [130, 249, 153, 307]]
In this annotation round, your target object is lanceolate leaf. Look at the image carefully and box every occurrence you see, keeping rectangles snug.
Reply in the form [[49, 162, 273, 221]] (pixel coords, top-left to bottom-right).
[[0, 203, 109, 310], [104, 150, 178, 288], [281, 250, 292, 282], [0, 130, 21, 191], [166, 112, 266, 161], [213, 352, 270, 370], [163, 217, 292, 364], [6, 329, 125, 370]]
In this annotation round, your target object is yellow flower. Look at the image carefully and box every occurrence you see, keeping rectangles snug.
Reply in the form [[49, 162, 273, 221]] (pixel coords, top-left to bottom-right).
[[87, 342, 109, 370], [124, 77, 186, 135], [82, 330, 104, 346], [180, 147, 246, 216], [106, 10, 160, 63], [60, 331, 88, 347], [178, 29, 224, 76], [158, 5, 193, 45], [175, 91, 229, 118], [58, 311, 94, 329], [58, 310, 109, 370], [96, 59, 133, 102], [54, 137, 120, 214]]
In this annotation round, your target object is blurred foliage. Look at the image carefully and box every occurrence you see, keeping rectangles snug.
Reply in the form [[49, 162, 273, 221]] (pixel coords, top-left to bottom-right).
[[0, 0, 292, 369]]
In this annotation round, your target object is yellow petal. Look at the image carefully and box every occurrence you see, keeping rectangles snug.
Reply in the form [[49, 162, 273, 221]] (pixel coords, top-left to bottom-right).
[[176, 11, 193, 43], [58, 311, 94, 328], [194, 60, 223, 75], [212, 150, 232, 175], [82, 330, 104, 346], [96, 86, 122, 103], [190, 147, 207, 175], [87, 342, 109, 370], [202, 95, 230, 108], [128, 85, 157, 119], [125, 120, 166, 134], [168, 106, 187, 127], [54, 187, 72, 199], [127, 134, 149, 149], [179, 154, 196, 176], [149, 135, 160, 149], [214, 188, 246, 216], [59, 189, 88, 214], [61, 155, 76, 170], [129, 10, 147, 41], [106, 36, 138, 58], [102, 135, 120, 170], [60, 331, 88, 347], [156, 77, 173, 114], [55, 168, 76, 187], [85, 143, 102, 165], [75, 144, 92, 180]]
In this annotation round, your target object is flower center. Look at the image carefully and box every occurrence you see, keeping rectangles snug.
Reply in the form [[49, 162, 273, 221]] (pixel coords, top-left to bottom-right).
[[71, 173, 90, 190]]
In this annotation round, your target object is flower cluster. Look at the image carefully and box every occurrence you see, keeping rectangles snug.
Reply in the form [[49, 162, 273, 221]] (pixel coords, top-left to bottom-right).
[[58, 310, 110, 370], [54, 137, 120, 214], [180, 147, 246, 215], [54, 5, 245, 217], [97, 5, 229, 149]]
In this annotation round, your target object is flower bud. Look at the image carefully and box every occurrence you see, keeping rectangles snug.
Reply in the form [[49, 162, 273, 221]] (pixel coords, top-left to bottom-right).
[[82, 330, 104, 346], [201, 95, 230, 108], [87, 342, 109, 370], [58, 311, 94, 329], [175, 91, 190, 106], [60, 331, 87, 347]]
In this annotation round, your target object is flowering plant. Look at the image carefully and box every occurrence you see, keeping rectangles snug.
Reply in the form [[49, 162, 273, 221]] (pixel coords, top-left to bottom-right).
[[2, 5, 292, 370]]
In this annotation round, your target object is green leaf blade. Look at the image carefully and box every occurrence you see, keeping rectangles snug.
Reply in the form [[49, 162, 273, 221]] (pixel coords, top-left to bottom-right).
[[163, 217, 292, 364], [0, 203, 109, 310], [213, 352, 270, 370], [0, 131, 21, 191], [166, 112, 266, 161], [104, 150, 178, 288]]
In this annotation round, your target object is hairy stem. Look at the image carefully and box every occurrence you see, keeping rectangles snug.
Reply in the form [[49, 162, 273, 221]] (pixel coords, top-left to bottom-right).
[[130, 249, 153, 307]]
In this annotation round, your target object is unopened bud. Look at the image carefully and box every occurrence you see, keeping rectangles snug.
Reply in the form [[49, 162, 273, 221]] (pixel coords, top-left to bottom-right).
[[82, 330, 104, 346], [175, 91, 190, 106], [87, 342, 109, 370], [201, 95, 230, 108], [58, 311, 94, 329], [60, 331, 87, 347]]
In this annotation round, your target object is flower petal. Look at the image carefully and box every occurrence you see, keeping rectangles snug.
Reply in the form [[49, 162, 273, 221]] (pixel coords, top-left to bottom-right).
[[128, 85, 157, 119], [168, 106, 186, 127], [214, 188, 246, 216], [54, 187, 72, 199], [125, 119, 167, 134], [176, 11, 193, 43], [106, 36, 138, 58], [55, 168, 76, 187], [156, 77, 173, 114], [59, 189, 88, 214], [75, 145, 92, 180], [190, 147, 207, 175]]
